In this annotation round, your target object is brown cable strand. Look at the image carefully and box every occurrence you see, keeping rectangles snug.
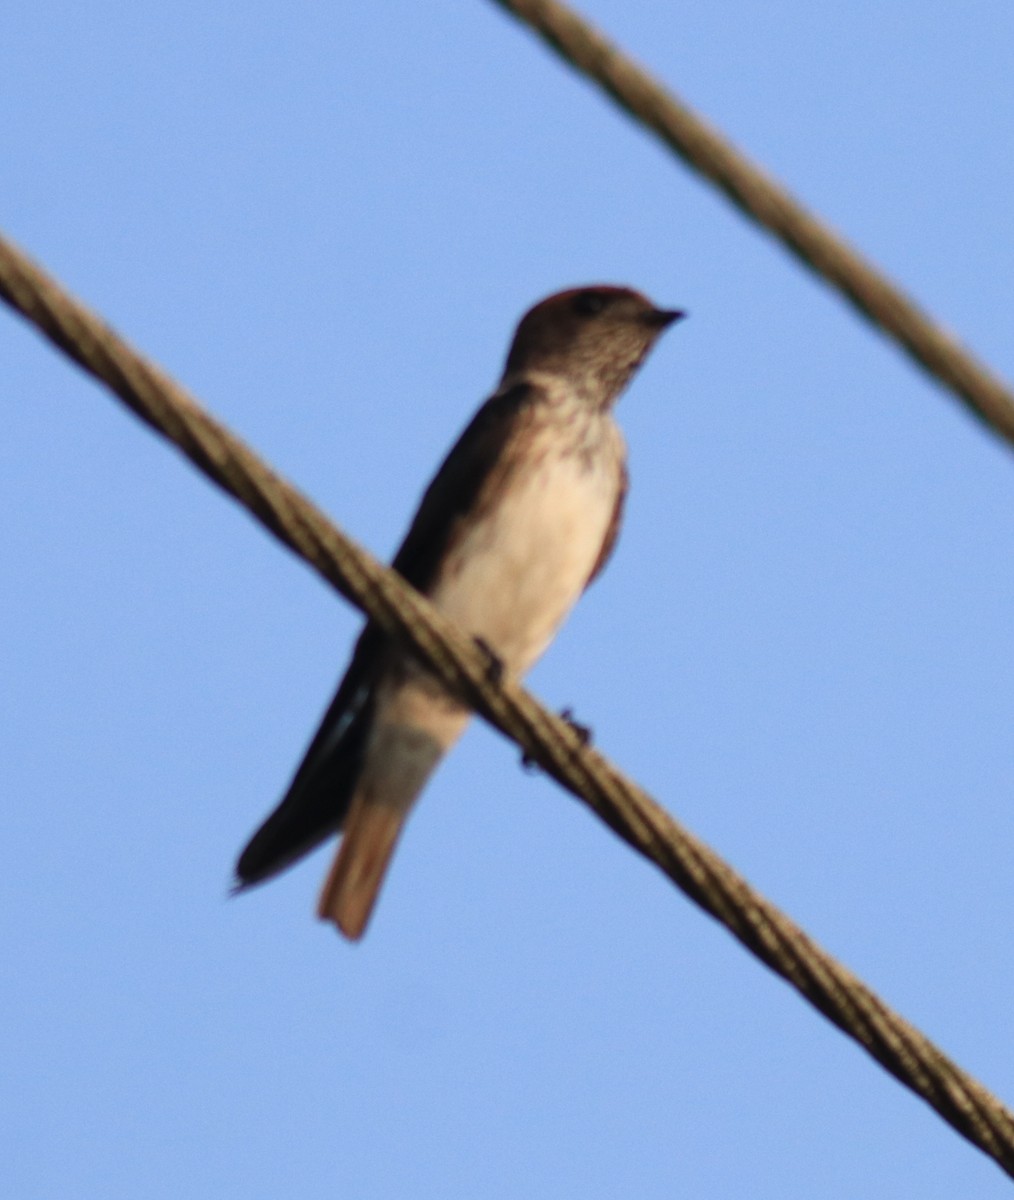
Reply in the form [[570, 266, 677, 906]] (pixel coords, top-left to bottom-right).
[[4, 232, 1014, 1174], [489, 0, 1014, 449]]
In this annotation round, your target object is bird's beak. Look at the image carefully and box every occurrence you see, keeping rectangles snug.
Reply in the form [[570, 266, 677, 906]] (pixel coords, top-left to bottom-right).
[[646, 307, 687, 329]]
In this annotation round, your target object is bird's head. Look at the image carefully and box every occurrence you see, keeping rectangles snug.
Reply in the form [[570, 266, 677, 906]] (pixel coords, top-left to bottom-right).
[[501, 285, 684, 407]]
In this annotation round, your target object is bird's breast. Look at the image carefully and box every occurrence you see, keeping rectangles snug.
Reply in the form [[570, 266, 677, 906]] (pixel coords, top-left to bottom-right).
[[430, 419, 624, 675]]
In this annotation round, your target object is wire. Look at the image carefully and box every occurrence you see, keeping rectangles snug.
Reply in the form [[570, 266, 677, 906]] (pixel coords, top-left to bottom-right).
[[490, 0, 1014, 449], [3, 229, 1013, 1175]]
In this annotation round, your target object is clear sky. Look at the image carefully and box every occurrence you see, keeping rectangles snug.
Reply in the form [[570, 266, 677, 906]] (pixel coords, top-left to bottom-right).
[[4, 2, 1014, 1196]]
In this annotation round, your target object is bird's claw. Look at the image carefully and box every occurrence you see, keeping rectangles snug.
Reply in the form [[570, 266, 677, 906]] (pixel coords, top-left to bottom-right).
[[520, 706, 593, 773], [473, 636, 505, 686], [560, 706, 593, 746]]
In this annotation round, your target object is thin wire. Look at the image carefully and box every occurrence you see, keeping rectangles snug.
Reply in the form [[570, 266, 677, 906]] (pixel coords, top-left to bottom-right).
[[489, 0, 1014, 449]]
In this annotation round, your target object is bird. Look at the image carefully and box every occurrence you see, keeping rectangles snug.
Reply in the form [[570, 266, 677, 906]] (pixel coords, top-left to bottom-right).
[[234, 285, 683, 939]]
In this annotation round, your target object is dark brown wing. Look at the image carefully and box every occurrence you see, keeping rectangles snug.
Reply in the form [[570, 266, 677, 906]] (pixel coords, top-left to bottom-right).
[[233, 642, 375, 888], [234, 384, 533, 888], [389, 383, 535, 591], [585, 459, 628, 588]]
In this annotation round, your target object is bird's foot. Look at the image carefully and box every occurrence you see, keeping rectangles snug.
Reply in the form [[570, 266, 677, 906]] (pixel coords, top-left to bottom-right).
[[560, 706, 593, 747], [473, 637, 505, 686], [520, 707, 593, 773]]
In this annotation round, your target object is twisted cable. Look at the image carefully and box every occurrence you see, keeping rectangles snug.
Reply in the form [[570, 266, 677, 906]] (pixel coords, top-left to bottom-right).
[[3, 231, 1014, 1174], [490, 0, 1014, 448]]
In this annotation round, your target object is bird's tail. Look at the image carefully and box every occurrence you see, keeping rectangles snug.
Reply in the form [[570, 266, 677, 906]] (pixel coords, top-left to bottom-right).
[[316, 721, 449, 939], [316, 792, 411, 939]]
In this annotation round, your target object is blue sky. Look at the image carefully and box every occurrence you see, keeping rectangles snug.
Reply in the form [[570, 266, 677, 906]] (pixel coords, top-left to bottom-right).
[[4, 2, 1014, 1196]]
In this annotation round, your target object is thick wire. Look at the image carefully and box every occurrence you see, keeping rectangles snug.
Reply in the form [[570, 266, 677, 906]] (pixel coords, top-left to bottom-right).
[[490, 0, 1014, 450], [3, 231, 1014, 1175]]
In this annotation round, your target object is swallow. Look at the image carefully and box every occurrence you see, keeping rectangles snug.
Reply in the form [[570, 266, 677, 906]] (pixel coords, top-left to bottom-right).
[[235, 285, 683, 938]]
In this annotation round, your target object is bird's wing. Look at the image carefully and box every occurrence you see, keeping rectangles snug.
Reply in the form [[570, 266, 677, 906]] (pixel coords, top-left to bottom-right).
[[234, 384, 533, 888], [233, 641, 375, 888], [388, 383, 535, 591]]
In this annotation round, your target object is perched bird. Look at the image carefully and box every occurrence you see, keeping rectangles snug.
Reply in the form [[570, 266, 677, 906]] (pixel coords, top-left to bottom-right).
[[235, 285, 683, 939]]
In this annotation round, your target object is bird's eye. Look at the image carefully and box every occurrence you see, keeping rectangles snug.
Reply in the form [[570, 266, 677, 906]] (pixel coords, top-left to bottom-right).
[[573, 291, 609, 317]]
